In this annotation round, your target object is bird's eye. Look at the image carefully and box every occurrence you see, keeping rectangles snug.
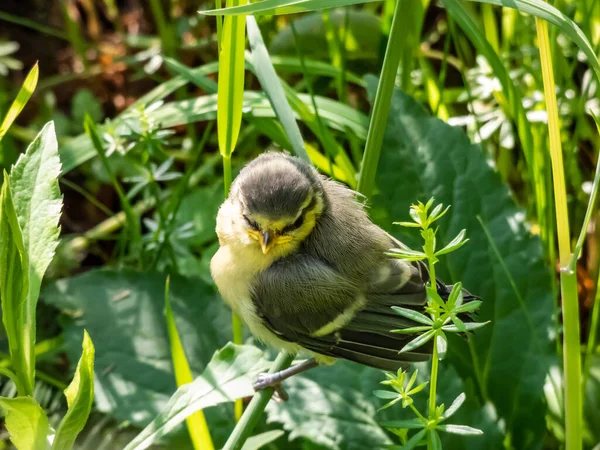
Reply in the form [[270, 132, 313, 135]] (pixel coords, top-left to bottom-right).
[[243, 214, 259, 230], [283, 214, 304, 233]]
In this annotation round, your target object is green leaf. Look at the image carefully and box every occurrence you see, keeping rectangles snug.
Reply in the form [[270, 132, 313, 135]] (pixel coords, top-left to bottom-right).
[[0, 63, 38, 141], [246, 16, 309, 162], [370, 83, 555, 448], [435, 229, 468, 256], [437, 424, 484, 436], [240, 430, 284, 450], [428, 430, 442, 450], [374, 390, 400, 399], [124, 343, 269, 450], [266, 363, 393, 449], [441, 322, 490, 332], [386, 248, 427, 261], [217, 0, 247, 157], [391, 326, 432, 334], [442, 393, 466, 420], [399, 329, 435, 353], [3, 121, 62, 396], [42, 269, 235, 444], [445, 282, 463, 310], [452, 301, 482, 314], [435, 332, 448, 360], [52, 330, 95, 450], [400, 428, 427, 450], [0, 396, 50, 450], [391, 306, 433, 325], [0, 176, 29, 396], [381, 418, 424, 430]]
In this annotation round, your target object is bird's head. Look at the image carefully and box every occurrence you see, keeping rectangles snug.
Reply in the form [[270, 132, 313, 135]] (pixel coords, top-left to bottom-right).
[[220, 153, 325, 257]]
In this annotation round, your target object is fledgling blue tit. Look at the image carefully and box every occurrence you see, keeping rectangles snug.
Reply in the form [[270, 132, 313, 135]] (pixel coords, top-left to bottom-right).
[[211, 152, 473, 391]]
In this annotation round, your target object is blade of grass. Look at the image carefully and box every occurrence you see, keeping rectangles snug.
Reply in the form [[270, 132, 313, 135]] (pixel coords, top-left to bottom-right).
[[165, 276, 214, 450], [217, 0, 248, 420], [536, 17, 582, 450], [356, 0, 403, 198], [246, 16, 309, 162], [0, 63, 38, 141]]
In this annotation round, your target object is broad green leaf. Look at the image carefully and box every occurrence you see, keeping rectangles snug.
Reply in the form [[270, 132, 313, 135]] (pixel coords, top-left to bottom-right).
[[369, 82, 555, 448], [240, 430, 284, 450], [0, 396, 50, 450], [0, 63, 38, 141], [124, 344, 269, 450], [165, 277, 214, 450], [42, 269, 234, 445], [52, 330, 95, 450], [0, 176, 29, 396], [3, 121, 62, 396], [266, 362, 393, 449], [246, 16, 309, 162], [217, 0, 247, 157]]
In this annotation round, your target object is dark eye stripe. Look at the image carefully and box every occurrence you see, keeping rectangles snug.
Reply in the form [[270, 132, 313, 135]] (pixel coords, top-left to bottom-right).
[[282, 196, 317, 233], [243, 214, 259, 230]]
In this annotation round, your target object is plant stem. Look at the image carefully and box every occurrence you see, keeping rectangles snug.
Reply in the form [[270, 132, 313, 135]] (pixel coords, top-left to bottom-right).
[[356, 0, 404, 199], [428, 341, 439, 419], [222, 352, 295, 450], [536, 17, 582, 450]]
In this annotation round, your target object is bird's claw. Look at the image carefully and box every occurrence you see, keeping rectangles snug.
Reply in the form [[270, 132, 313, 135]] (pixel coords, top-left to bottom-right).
[[253, 373, 289, 402]]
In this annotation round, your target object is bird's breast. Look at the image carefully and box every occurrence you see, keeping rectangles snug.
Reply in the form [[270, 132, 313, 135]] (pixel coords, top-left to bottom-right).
[[210, 243, 303, 354]]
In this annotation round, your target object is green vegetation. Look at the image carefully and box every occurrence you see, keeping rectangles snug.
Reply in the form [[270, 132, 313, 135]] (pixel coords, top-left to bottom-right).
[[0, 0, 599, 448]]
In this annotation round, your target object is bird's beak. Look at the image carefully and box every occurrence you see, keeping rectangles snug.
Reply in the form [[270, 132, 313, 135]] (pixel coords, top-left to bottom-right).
[[260, 231, 275, 254]]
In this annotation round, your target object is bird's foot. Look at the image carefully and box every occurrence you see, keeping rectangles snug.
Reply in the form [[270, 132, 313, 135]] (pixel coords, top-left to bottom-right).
[[253, 373, 289, 402]]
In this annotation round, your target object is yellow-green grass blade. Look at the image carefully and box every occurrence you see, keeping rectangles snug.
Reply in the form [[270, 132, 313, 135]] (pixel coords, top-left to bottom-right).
[[0, 63, 38, 141], [217, 0, 247, 158], [165, 277, 215, 450], [537, 16, 582, 450], [246, 16, 310, 162]]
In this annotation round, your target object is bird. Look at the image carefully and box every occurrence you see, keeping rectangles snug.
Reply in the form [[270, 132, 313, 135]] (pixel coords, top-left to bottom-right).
[[210, 152, 472, 392]]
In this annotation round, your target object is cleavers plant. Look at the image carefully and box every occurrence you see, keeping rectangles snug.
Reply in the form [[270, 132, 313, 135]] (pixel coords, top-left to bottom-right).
[[377, 199, 489, 449]]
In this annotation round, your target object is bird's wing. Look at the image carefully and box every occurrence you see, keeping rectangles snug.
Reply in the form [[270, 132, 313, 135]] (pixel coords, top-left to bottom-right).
[[250, 253, 432, 372]]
